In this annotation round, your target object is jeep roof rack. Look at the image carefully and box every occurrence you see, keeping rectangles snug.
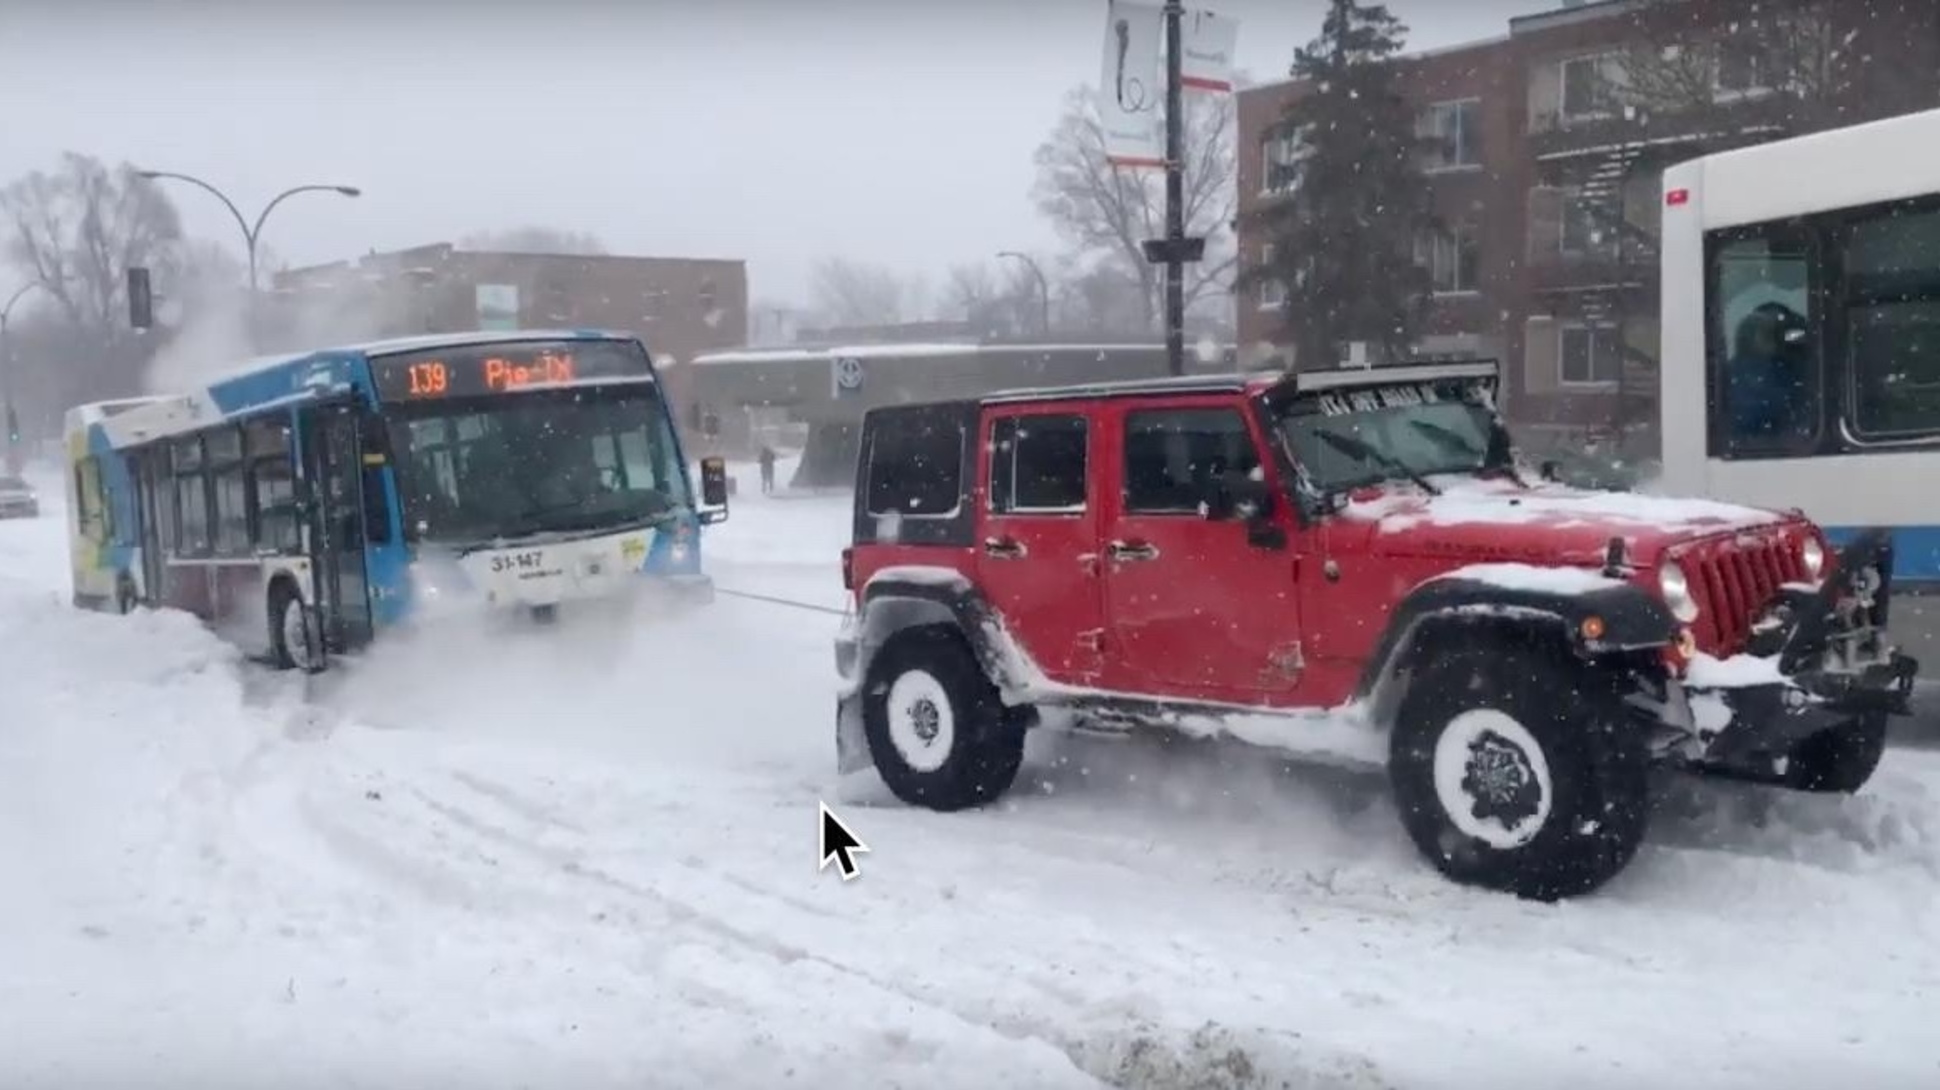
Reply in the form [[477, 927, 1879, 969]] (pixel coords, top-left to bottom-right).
[[981, 370, 1282, 406], [1292, 358, 1499, 392]]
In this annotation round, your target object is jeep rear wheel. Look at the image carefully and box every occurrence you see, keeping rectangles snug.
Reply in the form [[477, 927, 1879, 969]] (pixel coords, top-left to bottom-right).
[[1389, 643, 1649, 901], [863, 629, 1023, 811]]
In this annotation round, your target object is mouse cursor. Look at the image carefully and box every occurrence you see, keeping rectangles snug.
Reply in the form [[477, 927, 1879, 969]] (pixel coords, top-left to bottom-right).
[[818, 801, 868, 881]]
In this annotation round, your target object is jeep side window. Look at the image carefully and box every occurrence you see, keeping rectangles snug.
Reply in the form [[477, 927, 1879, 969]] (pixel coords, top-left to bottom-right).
[[988, 414, 1087, 513], [864, 416, 964, 517], [1122, 408, 1260, 513]]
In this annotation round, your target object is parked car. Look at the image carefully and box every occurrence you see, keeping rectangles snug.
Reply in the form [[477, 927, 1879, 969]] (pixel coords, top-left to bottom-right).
[[833, 361, 1915, 901], [0, 475, 39, 518]]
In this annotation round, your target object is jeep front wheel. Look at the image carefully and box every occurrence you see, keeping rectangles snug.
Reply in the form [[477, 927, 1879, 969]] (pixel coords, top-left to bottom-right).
[[1389, 643, 1649, 901], [862, 629, 1024, 812]]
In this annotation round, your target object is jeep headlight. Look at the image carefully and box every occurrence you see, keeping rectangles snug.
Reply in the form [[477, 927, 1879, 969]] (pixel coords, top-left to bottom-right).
[[1659, 560, 1700, 623], [1800, 536, 1826, 580]]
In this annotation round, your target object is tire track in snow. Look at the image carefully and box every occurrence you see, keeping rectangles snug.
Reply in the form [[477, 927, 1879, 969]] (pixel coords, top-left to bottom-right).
[[402, 767, 1396, 1089]]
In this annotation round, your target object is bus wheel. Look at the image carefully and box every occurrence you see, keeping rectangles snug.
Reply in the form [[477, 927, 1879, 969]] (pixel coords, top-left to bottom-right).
[[270, 583, 321, 673]]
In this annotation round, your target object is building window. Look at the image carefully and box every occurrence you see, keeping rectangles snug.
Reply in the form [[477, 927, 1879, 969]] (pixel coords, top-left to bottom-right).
[[1261, 126, 1306, 194], [1417, 224, 1481, 294], [1418, 99, 1481, 171], [1713, 38, 1773, 98], [1560, 53, 1622, 119], [1560, 190, 1615, 255], [1560, 324, 1623, 386], [1257, 244, 1287, 310]]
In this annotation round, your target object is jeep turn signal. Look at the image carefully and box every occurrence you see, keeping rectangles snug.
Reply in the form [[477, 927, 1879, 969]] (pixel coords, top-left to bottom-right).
[[1579, 615, 1606, 642], [1660, 626, 1698, 676]]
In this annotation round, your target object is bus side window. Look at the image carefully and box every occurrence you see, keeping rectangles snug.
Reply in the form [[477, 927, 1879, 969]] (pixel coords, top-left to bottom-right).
[[244, 419, 298, 554], [1709, 231, 1820, 457], [1841, 201, 1940, 441], [73, 456, 107, 543]]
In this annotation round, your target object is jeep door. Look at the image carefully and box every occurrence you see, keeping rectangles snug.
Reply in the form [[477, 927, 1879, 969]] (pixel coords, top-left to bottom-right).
[[976, 404, 1105, 685], [1098, 399, 1303, 704]]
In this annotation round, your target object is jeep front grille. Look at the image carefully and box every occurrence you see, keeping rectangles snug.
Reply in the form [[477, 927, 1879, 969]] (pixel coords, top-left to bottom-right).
[[1684, 533, 1808, 654]]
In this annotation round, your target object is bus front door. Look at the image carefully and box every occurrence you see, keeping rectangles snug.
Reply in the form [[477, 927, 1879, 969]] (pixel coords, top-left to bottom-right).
[[302, 403, 374, 655]]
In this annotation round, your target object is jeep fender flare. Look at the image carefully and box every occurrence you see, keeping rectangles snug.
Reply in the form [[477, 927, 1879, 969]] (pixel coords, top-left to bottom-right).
[[1354, 574, 1677, 728], [842, 575, 1030, 698]]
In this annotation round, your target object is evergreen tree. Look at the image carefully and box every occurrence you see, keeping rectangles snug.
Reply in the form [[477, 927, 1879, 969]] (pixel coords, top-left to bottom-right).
[[1247, 0, 1432, 368]]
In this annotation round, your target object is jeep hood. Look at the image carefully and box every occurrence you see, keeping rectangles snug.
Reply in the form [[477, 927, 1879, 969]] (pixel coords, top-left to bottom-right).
[[1337, 477, 1794, 566]]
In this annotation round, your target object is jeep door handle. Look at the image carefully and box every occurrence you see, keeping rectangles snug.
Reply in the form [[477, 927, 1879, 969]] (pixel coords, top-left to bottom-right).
[[983, 536, 1025, 559], [1108, 539, 1159, 562]]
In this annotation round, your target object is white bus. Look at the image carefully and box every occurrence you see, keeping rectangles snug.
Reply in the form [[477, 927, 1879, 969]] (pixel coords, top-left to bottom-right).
[[1658, 106, 1940, 656]]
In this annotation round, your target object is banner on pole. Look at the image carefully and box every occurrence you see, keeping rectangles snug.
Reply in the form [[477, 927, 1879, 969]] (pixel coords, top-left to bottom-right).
[[1181, 10, 1239, 93], [1098, 0, 1164, 169]]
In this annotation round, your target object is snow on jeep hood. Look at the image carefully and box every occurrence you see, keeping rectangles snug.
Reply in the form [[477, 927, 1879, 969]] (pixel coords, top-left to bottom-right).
[[1339, 477, 1790, 565]]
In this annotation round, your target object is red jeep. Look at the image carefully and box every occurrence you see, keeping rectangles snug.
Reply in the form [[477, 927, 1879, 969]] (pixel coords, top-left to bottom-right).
[[833, 361, 1916, 899]]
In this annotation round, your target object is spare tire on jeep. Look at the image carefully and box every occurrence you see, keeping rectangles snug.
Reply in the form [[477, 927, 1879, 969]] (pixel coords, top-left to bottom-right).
[[1388, 639, 1650, 901]]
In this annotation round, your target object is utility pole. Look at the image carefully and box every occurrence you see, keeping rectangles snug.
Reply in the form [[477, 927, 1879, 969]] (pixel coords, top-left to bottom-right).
[[996, 250, 1052, 336], [1141, 0, 1203, 376], [1, 281, 52, 476], [135, 170, 361, 350]]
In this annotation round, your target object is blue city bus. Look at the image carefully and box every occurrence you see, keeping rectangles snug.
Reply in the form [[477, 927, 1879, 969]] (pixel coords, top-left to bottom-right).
[[64, 329, 729, 671]]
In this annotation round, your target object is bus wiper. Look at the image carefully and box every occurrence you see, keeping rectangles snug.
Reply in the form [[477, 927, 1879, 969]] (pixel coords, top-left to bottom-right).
[[1314, 428, 1442, 496]]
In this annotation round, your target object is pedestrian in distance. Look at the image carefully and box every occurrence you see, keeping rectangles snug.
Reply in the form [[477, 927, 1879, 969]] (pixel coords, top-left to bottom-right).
[[758, 444, 777, 495]]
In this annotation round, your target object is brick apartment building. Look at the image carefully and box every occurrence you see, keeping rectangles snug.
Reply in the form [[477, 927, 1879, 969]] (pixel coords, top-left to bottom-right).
[[267, 242, 749, 422], [1236, 0, 1940, 452]]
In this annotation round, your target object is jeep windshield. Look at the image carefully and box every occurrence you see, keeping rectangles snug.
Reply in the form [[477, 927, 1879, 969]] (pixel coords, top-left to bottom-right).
[[1276, 390, 1509, 495], [384, 384, 691, 547]]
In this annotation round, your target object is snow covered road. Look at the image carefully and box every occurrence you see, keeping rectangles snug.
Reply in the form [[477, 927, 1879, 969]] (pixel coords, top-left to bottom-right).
[[3, 467, 1939, 1088]]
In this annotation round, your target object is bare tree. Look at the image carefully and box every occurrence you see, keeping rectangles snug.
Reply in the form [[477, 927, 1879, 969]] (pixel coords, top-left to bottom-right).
[[1, 152, 184, 347], [1613, 0, 1903, 139], [941, 260, 1042, 335], [1031, 84, 1238, 333], [461, 225, 608, 255], [806, 257, 913, 328]]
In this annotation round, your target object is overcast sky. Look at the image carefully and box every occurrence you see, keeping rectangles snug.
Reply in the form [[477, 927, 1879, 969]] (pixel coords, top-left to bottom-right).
[[0, 0, 1528, 311]]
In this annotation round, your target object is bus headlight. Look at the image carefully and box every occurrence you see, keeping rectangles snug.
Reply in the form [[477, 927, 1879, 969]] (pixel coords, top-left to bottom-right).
[[1800, 536, 1826, 579], [1659, 560, 1700, 623]]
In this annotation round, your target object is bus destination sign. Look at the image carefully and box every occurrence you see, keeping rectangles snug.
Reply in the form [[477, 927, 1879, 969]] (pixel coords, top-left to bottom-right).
[[370, 339, 654, 400]]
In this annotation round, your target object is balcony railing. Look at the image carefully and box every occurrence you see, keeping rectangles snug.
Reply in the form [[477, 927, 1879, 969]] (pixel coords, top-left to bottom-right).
[[1527, 105, 1735, 160], [1526, 251, 1655, 295]]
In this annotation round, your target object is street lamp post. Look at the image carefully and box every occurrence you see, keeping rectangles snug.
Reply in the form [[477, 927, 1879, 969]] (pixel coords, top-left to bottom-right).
[[1, 280, 53, 474], [136, 170, 361, 348], [996, 250, 1052, 337]]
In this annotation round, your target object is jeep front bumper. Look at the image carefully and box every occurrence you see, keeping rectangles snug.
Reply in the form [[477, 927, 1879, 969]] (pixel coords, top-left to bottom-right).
[[1683, 649, 1917, 766]]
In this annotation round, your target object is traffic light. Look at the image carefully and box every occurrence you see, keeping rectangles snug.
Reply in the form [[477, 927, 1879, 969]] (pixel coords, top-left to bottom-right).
[[127, 266, 153, 330], [5, 404, 18, 445]]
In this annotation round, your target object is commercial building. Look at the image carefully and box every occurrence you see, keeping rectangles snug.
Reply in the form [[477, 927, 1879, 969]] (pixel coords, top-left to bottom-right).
[[1236, 0, 1940, 453]]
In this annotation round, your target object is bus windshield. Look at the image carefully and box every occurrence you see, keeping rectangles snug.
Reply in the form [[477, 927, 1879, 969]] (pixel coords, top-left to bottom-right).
[[385, 384, 690, 547]]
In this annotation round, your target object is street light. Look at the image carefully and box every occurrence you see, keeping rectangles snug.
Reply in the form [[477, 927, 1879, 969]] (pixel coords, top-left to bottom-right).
[[1, 279, 54, 471], [996, 250, 1052, 337], [135, 170, 361, 294]]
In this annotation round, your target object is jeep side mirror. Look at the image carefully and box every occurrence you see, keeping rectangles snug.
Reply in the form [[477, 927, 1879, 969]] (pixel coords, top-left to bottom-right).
[[698, 456, 730, 522]]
